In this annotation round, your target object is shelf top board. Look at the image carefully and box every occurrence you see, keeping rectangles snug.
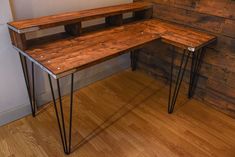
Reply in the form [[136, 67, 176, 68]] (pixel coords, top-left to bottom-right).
[[8, 2, 153, 33]]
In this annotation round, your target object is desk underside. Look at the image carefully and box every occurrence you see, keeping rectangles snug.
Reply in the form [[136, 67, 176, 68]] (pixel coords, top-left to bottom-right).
[[19, 19, 216, 78]]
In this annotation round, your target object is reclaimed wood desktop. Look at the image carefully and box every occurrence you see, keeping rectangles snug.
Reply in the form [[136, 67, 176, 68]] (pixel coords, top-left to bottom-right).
[[8, 2, 216, 155]]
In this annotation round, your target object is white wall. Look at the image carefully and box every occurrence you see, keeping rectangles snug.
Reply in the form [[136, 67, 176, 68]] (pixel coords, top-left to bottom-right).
[[11, 0, 132, 19], [0, 0, 31, 125], [0, 0, 132, 125]]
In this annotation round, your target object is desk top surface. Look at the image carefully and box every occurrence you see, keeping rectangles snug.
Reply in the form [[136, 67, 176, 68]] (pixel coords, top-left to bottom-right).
[[18, 19, 216, 79], [8, 2, 152, 33]]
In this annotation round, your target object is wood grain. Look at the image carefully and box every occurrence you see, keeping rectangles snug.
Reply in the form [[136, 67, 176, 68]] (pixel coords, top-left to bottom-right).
[[7, 2, 153, 33], [143, 0, 234, 20], [8, 2, 153, 51], [145, 19, 216, 50], [0, 70, 235, 157], [19, 19, 215, 78], [9, 29, 27, 50], [25, 20, 160, 78]]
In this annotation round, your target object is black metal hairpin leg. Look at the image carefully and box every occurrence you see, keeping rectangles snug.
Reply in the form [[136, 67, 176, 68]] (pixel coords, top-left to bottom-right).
[[168, 48, 190, 114], [188, 48, 206, 98], [130, 50, 137, 71], [48, 73, 74, 155], [19, 53, 37, 117]]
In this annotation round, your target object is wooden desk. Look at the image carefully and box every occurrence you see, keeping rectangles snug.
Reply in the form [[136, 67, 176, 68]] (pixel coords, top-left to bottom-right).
[[8, 2, 216, 155]]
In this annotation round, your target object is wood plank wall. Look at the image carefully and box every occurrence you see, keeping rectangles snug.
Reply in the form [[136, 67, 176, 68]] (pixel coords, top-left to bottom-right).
[[134, 0, 235, 117]]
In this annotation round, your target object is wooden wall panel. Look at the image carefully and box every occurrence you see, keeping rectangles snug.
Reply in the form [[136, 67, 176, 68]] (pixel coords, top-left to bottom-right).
[[222, 19, 235, 38], [135, 0, 235, 117], [144, 0, 234, 19], [152, 3, 224, 34]]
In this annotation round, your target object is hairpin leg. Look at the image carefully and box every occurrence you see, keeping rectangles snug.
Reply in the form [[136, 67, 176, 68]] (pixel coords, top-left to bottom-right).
[[19, 53, 37, 117], [48, 73, 74, 155], [188, 48, 206, 98], [168, 47, 190, 114]]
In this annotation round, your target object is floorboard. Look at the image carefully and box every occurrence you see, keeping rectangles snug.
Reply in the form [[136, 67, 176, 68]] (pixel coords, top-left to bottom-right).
[[0, 70, 234, 157]]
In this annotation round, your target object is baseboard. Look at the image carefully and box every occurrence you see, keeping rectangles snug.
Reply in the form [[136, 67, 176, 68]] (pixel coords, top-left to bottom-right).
[[0, 53, 130, 126], [0, 103, 31, 126]]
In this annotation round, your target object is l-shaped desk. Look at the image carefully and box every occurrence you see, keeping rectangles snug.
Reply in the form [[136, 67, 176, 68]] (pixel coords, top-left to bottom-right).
[[8, 2, 216, 155]]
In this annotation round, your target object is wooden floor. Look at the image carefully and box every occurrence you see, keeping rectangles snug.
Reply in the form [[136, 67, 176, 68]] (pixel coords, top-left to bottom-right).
[[0, 70, 235, 157]]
